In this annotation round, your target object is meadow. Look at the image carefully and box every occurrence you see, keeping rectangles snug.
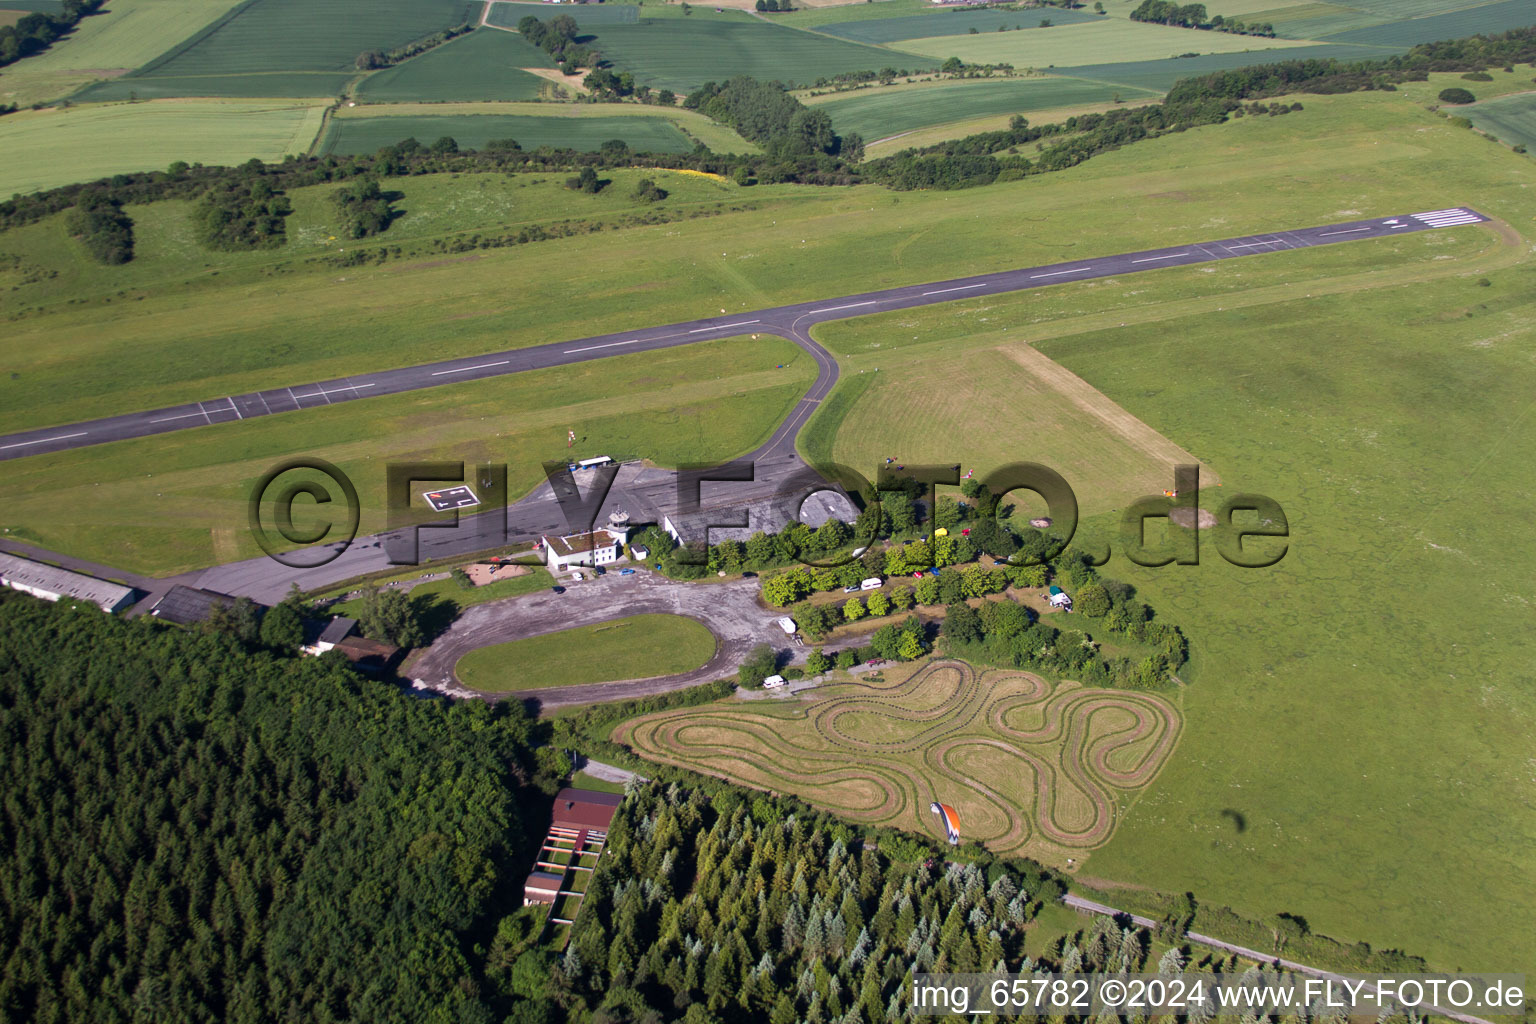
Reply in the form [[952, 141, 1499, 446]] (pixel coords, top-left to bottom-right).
[[1049, 41, 1394, 91], [889, 17, 1313, 66], [352, 28, 552, 103], [0, 335, 815, 572], [575, 11, 935, 91], [617, 660, 1182, 859], [0, 99, 328, 196], [814, 6, 1101, 45], [809, 75, 1158, 142], [1465, 91, 1536, 153], [455, 614, 717, 692], [320, 111, 694, 155]]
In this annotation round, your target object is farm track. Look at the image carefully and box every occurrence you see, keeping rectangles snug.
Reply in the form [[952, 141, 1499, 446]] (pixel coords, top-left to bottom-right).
[[616, 659, 1180, 852]]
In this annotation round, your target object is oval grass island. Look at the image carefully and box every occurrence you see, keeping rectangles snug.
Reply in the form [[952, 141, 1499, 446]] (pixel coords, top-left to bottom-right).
[[452, 613, 717, 693]]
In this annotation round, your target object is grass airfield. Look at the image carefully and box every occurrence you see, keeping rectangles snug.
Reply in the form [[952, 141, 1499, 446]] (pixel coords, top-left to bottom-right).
[[0, 77, 1534, 973]]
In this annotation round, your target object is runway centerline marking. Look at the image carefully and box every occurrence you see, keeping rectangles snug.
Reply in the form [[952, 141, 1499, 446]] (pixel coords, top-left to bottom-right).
[[151, 410, 210, 424], [1131, 253, 1190, 264], [431, 360, 511, 376], [0, 431, 88, 450], [688, 320, 761, 333], [1319, 227, 1371, 236], [807, 302, 877, 315], [1031, 267, 1092, 278], [565, 339, 641, 354], [922, 283, 986, 296]]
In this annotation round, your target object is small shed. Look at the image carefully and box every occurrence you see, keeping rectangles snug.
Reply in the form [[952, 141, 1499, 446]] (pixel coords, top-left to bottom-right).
[[523, 871, 564, 906], [762, 675, 787, 689], [774, 616, 797, 636]]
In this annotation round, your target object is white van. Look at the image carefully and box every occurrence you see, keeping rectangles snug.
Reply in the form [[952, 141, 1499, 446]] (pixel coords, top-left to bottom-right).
[[762, 675, 787, 689], [860, 577, 883, 591]]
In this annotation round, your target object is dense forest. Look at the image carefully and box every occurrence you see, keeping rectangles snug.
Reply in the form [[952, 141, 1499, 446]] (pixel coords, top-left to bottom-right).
[[564, 781, 1066, 1023], [0, 591, 555, 1024]]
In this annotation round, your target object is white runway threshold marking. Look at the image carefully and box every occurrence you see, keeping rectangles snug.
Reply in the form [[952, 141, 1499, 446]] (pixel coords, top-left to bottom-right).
[[922, 283, 986, 296], [431, 360, 511, 376], [1413, 208, 1481, 227], [1131, 252, 1190, 264], [0, 431, 88, 450], [1031, 267, 1092, 279], [688, 320, 761, 333]]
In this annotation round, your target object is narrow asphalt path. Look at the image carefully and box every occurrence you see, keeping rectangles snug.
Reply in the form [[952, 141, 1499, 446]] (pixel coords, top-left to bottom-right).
[[0, 208, 1485, 461], [1061, 894, 1496, 1024]]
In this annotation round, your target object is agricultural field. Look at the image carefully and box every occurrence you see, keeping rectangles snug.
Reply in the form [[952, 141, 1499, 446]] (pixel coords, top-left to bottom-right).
[[1050, 41, 1393, 91], [320, 111, 694, 155], [571, 9, 935, 91], [454, 614, 717, 692], [1319, 0, 1536, 47], [76, 0, 477, 99], [484, 0, 642, 29], [0, 0, 246, 105], [814, 6, 1102, 45], [0, 99, 327, 196], [0, 335, 815, 573], [352, 28, 553, 103], [887, 17, 1321, 66], [333, 100, 759, 153], [618, 660, 1182, 858], [808, 75, 1159, 143], [1464, 91, 1536, 152]]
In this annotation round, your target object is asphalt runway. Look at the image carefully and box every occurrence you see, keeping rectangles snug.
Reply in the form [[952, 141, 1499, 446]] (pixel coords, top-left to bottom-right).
[[0, 207, 1488, 462]]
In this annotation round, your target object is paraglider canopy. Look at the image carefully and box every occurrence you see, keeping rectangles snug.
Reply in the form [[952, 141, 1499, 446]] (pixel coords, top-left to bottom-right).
[[930, 802, 961, 845]]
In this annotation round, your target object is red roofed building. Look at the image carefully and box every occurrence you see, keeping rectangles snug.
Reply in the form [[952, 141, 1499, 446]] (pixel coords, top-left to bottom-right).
[[551, 788, 622, 832]]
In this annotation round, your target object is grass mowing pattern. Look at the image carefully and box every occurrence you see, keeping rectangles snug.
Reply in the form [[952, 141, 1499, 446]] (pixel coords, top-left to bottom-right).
[[585, 15, 937, 92], [320, 112, 694, 155], [812, 76, 1158, 141], [4, 0, 246, 74], [1319, 0, 1536, 47], [617, 659, 1180, 854], [353, 29, 552, 103], [888, 18, 1322, 65], [454, 614, 716, 692], [0, 100, 328, 197], [1465, 92, 1536, 153], [816, 6, 1102, 44]]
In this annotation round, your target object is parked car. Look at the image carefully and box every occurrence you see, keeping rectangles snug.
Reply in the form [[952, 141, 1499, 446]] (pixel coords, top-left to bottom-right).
[[572, 571, 584, 581], [592, 567, 605, 576], [843, 585, 860, 593], [911, 571, 924, 578], [929, 567, 941, 576], [867, 658, 886, 667], [551, 586, 566, 594], [619, 568, 636, 576]]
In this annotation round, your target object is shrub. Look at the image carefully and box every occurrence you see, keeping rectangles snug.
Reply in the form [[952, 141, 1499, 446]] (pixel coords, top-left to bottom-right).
[[1460, 71, 1493, 81], [65, 196, 133, 264], [1438, 87, 1476, 104]]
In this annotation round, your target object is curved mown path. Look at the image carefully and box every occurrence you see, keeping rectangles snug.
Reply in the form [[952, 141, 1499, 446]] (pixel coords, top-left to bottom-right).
[[616, 658, 1181, 854]]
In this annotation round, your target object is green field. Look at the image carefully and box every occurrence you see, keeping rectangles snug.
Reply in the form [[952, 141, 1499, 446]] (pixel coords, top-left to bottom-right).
[[0, 334, 814, 572], [1465, 91, 1536, 152], [815, 6, 1102, 44], [0, 0, 247, 104], [619, 660, 1182, 857], [484, 0, 641, 28], [1050, 41, 1392, 91], [580, 12, 937, 91], [810, 75, 1158, 142], [454, 614, 717, 692], [353, 28, 553, 103], [68, 0, 477, 99], [1320, 0, 1536, 46], [321, 111, 694, 155], [0, 99, 327, 196], [888, 17, 1321, 65]]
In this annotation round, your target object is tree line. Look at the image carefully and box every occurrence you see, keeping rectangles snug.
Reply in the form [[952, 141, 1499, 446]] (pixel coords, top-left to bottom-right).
[[1130, 1, 1275, 37]]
